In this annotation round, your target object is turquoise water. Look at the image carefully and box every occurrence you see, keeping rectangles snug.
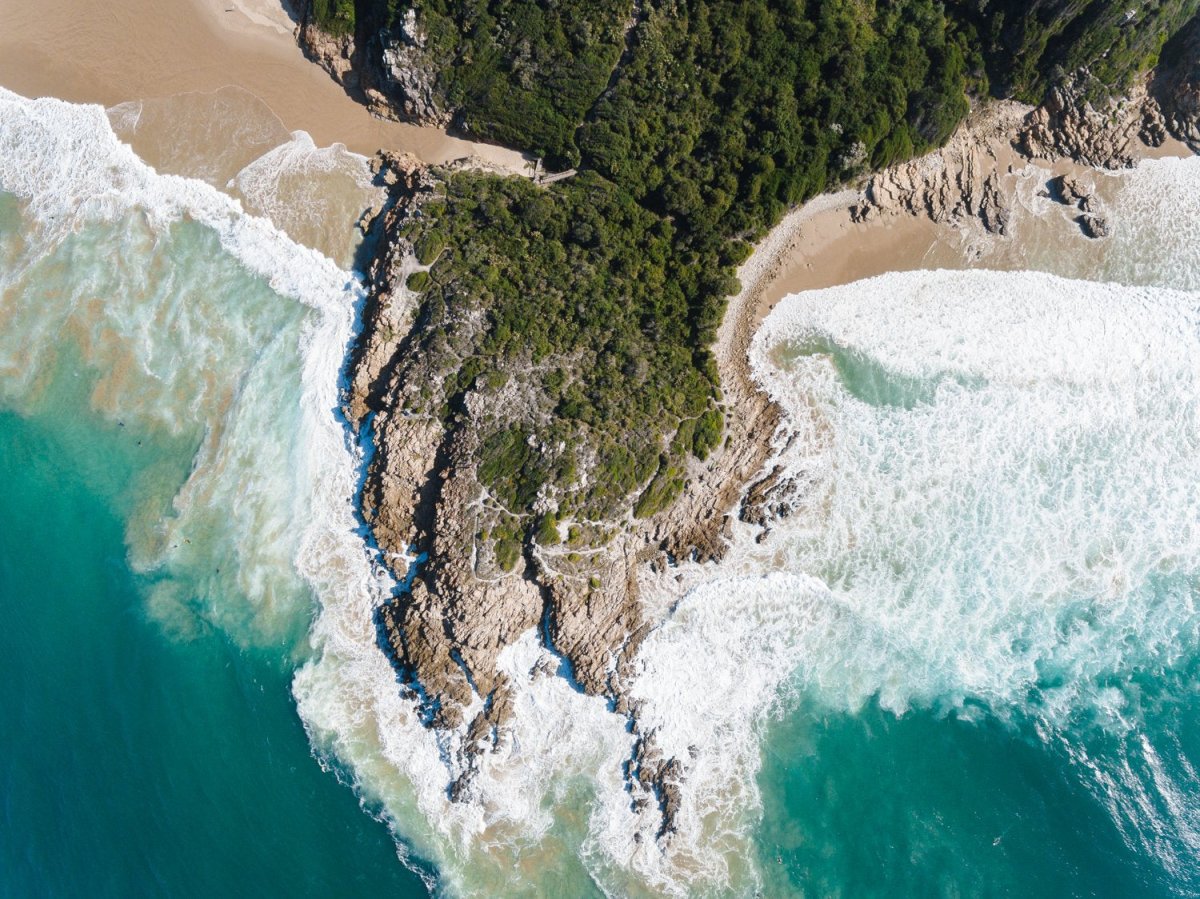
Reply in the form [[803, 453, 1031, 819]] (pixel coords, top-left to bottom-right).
[[0, 91, 430, 896], [5, 85, 1200, 897], [756, 691, 1200, 897], [0, 406, 429, 897], [738, 259, 1200, 898]]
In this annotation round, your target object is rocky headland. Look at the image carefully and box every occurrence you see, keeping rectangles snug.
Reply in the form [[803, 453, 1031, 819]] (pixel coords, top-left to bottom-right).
[[346, 147, 781, 822], [295, 0, 1200, 837]]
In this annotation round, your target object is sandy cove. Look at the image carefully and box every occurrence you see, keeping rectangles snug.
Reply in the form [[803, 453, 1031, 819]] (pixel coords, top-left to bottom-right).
[[0, 0, 529, 172], [716, 100, 1198, 425]]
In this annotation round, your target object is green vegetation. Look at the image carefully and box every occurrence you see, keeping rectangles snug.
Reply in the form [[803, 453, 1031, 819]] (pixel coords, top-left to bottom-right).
[[405, 270, 431, 291], [388, 1, 995, 538], [412, 0, 630, 166], [309, 0, 358, 34], [313, 0, 1200, 555], [393, 171, 715, 522], [947, 0, 1200, 99]]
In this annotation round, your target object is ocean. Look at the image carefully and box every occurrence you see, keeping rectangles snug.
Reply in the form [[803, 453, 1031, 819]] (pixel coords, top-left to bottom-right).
[[2, 85, 1200, 897]]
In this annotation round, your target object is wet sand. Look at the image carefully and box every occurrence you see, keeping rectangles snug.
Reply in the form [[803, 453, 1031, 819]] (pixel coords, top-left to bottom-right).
[[0, 0, 530, 171], [744, 136, 1198, 329], [709, 112, 1199, 479]]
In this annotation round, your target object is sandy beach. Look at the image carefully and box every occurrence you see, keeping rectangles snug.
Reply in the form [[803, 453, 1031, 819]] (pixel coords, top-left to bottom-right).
[[705, 103, 1198, 505], [731, 116, 1197, 337], [0, 0, 529, 171]]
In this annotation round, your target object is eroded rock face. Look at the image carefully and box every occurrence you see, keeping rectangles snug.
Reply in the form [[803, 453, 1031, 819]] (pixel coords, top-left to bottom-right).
[[378, 9, 451, 126], [851, 68, 1199, 243], [296, 18, 357, 86], [1018, 71, 1161, 169], [1018, 48, 1200, 166], [295, 1, 451, 126], [852, 104, 1024, 233]]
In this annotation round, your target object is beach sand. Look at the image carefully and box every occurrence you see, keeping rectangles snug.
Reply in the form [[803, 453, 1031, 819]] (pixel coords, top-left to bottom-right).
[[0, 0, 530, 171], [708, 112, 1197, 503], [734, 134, 1198, 338]]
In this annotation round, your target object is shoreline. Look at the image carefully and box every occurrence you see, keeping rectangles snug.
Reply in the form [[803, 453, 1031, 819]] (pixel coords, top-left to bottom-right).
[[0, 0, 530, 173], [718, 102, 1199, 410]]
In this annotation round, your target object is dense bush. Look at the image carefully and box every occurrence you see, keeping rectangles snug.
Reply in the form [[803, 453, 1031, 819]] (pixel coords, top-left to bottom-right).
[[323, 0, 1198, 551], [946, 0, 1200, 99], [310, 0, 357, 33], [397, 171, 717, 521]]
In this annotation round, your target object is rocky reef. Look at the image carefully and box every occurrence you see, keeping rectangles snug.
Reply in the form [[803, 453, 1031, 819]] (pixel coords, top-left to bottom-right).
[[851, 63, 1200, 237]]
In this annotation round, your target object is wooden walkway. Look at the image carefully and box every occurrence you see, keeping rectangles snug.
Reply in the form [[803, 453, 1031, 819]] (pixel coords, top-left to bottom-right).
[[530, 159, 577, 184], [537, 168, 577, 184]]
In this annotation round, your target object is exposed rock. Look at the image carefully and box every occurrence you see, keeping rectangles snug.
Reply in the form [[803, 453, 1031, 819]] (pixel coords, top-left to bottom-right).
[[978, 171, 1010, 236], [628, 729, 687, 838], [348, 151, 437, 426], [295, 17, 357, 87], [1078, 213, 1111, 239], [377, 9, 452, 126], [1020, 52, 1200, 166], [855, 69, 1199, 246], [656, 759, 684, 837], [1050, 172, 1093, 206], [1045, 171, 1110, 238], [740, 464, 801, 529], [855, 104, 1025, 233], [1018, 70, 1153, 169], [294, 1, 452, 127]]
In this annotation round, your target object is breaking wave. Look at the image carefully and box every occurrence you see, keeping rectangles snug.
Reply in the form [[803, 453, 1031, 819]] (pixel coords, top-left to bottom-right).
[[7, 83, 1200, 896], [627, 258, 1200, 892]]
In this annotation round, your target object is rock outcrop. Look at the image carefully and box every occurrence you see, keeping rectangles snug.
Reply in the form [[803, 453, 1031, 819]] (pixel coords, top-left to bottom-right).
[[1019, 42, 1200, 167], [851, 103, 1026, 233], [295, 2, 449, 126], [1018, 71, 1167, 168], [373, 9, 451, 126], [1044, 172, 1112, 239], [852, 62, 1200, 235], [347, 150, 780, 836]]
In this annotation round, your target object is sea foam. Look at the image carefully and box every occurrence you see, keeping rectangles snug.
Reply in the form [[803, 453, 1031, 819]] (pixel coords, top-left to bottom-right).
[[7, 84, 1200, 896], [620, 264, 1200, 889], [0, 89, 668, 897]]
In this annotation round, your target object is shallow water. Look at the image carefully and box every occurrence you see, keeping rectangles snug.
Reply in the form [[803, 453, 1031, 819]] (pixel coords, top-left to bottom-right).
[[4, 80, 1200, 897], [0, 92, 430, 894], [0, 406, 432, 896], [724, 157, 1200, 897]]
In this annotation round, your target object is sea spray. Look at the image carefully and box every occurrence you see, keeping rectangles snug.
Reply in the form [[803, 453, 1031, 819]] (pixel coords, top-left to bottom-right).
[[744, 268, 1200, 721], [231, 130, 385, 268], [620, 265, 1200, 893], [8, 83, 1200, 897], [0, 88, 668, 897], [0, 87, 362, 645]]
